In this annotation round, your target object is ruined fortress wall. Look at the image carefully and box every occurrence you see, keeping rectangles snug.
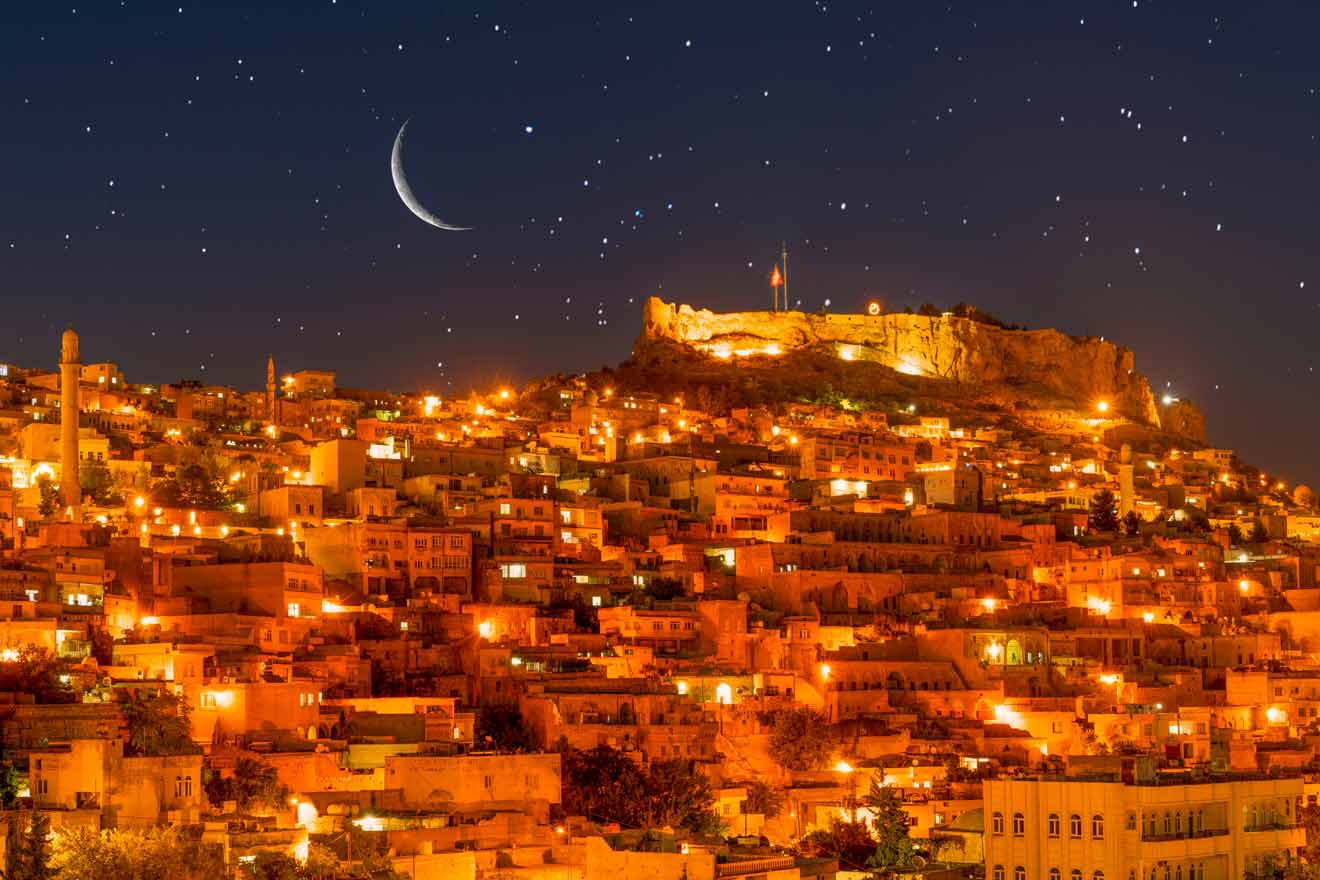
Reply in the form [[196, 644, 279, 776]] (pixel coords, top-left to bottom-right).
[[641, 297, 1162, 425]]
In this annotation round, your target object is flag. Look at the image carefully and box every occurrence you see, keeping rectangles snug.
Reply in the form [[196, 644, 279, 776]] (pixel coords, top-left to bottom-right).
[[770, 264, 783, 288]]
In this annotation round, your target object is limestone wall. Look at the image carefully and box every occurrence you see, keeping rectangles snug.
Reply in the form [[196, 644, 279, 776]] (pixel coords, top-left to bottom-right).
[[640, 297, 1162, 425]]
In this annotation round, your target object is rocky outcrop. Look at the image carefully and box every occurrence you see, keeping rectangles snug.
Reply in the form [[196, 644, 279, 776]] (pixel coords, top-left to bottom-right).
[[639, 297, 1176, 430]]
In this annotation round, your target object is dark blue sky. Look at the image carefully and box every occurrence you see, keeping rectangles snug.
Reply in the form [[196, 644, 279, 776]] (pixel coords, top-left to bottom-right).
[[4, 2, 1320, 483]]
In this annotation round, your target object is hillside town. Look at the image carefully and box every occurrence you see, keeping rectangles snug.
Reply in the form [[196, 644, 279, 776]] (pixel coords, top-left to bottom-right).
[[1, 307, 1319, 880]]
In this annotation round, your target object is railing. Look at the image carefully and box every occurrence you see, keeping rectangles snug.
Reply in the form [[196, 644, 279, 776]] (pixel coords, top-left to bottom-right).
[[1141, 828, 1228, 842], [717, 857, 796, 877], [1244, 820, 1299, 832]]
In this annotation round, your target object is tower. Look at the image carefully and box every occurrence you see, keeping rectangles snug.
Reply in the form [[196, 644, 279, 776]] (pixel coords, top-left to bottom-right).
[[266, 355, 277, 425], [1118, 443, 1135, 520], [59, 327, 82, 521]]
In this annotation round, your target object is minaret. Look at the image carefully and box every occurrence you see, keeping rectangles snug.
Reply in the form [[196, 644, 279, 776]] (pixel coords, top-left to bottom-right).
[[265, 355, 277, 424], [1118, 443, 1135, 520], [59, 327, 82, 521]]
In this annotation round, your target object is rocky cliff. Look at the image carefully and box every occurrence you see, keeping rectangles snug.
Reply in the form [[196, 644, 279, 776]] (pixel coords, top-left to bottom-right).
[[639, 297, 1175, 430]]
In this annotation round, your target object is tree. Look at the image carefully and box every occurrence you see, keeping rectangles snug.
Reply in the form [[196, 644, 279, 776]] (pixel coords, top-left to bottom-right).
[[205, 756, 288, 814], [766, 707, 835, 771], [645, 758, 721, 832], [545, 595, 597, 630], [0, 647, 75, 704], [1249, 519, 1270, 543], [561, 746, 719, 832], [864, 775, 913, 869], [1122, 510, 1141, 536], [50, 827, 225, 880], [1228, 523, 1244, 545], [1299, 803, 1320, 865], [35, 475, 60, 520], [0, 649, 61, 700], [794, 819, 875, 871], [148, 453, 234, 511], [238, 852, 300, 880], [0, 764, 21, 809], [474, 704, 536, 752], [122, 690, 197, 757], [78, 460, 122, 506], [744, 780, 785, 818], [4, 811, 53, 880], [1088, 488, 1120, 532], [646, 578, 685, 601], [562, 745, 648, 828]]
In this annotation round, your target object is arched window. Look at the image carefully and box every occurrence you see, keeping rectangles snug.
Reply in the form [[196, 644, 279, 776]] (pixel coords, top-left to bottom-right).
[[1071, 870, 1083, 880], [1047, 813, 1061, 837], [993, 867, 1005, 880], [992, 812, 1005, 835], [1094, 872, 1105, 880], [1013, 812, 1025, 836], [1006, 639, 1023, 665], [1174, 811, 1182, 834], [1049, 870, 1061, 880], [1163, 811, 1172, 835], [1070, 814, 1083, 838], [1092, 814, 1104, 839], [1015, 868, 1026, 880]]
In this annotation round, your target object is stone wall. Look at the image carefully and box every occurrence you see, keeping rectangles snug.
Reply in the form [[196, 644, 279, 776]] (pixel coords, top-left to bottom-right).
[[640, 297, 1163, 425]]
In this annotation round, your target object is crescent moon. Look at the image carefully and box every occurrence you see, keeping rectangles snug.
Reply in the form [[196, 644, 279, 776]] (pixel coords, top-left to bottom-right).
[[390, 119, 471, 231]]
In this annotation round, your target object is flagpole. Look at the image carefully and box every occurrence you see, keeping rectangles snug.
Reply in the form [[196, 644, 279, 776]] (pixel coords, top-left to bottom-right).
[[782, 241, 790, 311]]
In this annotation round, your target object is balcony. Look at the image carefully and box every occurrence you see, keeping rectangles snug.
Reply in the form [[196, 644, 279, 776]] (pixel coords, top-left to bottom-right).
[[1137, 830, 1233, 861], [1141, 828, 1229, 842]]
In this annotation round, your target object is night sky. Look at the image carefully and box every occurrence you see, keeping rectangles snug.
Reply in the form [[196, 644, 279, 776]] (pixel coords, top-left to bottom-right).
[[4, 2, 1320, 483]]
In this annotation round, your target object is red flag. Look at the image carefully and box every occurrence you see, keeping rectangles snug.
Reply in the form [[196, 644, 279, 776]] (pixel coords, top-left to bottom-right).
[[770, 264, 783, 288]]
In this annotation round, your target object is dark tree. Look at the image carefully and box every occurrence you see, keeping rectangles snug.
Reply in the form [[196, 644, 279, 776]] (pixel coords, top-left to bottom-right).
[[204, 756, 288, 814], [122, 690, 197, 757], [0, 647, 75, 704], [1227, 523, 1244, 545], [238, 852, 299, 880], [765, 707, 835, 771], [545, 594, 597, 630], [743, 780, 785, 818], [35, 475, 61, 519], [1122, 510, 1141, 536], [149, 457, 234, 510], [561, 746, 719, 832], [78, 460, 122, 506], [0, 764, 21, 808], [1088, 488, 1120, 532], [645, 759, 721, 832], [4, 811, 54, 880], [646, 578, 685, 601], [794, 819, 875, 871], [1300, 803, 1320, 865], [1249, 519, 1270, 543], [561, 745, 647, 827], [475, 704, 537, 752], [865, 775, 914, 869]]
